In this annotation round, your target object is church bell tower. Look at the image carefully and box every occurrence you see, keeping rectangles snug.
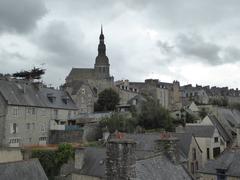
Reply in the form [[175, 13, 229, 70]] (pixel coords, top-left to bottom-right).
[[94, 25, 110, 79]]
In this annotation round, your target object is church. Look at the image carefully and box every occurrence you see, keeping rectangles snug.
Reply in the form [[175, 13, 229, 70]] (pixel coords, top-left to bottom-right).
[[64, 26, 114, 113], [66, 26, 113, 85]]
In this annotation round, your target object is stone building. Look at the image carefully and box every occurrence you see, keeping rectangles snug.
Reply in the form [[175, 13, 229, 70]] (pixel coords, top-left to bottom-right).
[[63, 135, 192, 180], [0, 78, 78, 147], [128, 79, 181, 110], [177, 125, 227, 165], [198, 148, 240, 180], [65, 27, 114, 114]]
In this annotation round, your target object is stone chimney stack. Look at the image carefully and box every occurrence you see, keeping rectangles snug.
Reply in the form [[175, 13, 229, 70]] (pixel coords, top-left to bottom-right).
[[155, 132, 179, 164], [106, 139, 136, 180], [74, 148, 85, 170]]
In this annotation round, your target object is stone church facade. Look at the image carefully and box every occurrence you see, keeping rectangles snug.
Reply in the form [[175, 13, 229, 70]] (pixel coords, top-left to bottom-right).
[[64, 27, 114, 114]]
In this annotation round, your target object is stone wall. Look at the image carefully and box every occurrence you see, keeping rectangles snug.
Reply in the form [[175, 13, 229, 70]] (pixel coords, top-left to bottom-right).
[[49, 130, 83, 144], [106, 139, 136, 180], [83, 123, 102, 142], [0, 148, 23, 163]]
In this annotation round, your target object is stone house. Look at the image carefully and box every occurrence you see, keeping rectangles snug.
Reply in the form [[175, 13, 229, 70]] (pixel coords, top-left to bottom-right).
[[198, 148, 240, 180], [178, 125, 227, 165], [129, 79, 181, 110], [201, 115, 233, 146], [174, 133, 202, 178], [181, 84, 209, 105], [62, 136, 192, 180], [63, 81, 96, 114], [0, 79, 78, 147]]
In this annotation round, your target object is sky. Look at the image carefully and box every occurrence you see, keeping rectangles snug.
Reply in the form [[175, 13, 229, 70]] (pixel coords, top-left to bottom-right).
[[0, 0, 240, 88]]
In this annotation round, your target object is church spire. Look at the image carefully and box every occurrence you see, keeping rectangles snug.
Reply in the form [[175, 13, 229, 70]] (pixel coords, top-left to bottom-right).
[[98, 25, 106, 56]]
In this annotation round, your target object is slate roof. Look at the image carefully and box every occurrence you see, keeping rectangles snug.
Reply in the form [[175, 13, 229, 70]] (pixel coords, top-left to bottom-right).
[[67, 68, 95, 81], [199, 149, 240, 177], [0, 159, 48, 180], [207, 114, 232, 142], [184, 125, 215, 138], [135, 155, 191, 180], [75, 147, 192, 180], [173, 133, 194, 157], [0, 79, 78, 110]]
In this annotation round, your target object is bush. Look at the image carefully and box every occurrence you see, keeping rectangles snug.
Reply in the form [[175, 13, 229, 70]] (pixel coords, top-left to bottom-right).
[[137, 99, 173, 131], [95, 88, 120, 112], [100, 113, 138, 133], [31, 143, 74, 179]]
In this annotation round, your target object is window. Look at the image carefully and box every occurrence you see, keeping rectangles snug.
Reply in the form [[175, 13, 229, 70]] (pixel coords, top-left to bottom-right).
[[207, 148, 210, 160], [68, 111, 71, 119], [191, 162, 194, 174], [13, 108, 18, 116], [214, 137, 219, 143], [81, 88, 85, 95], [195, 161, 198, 170], [9, 138, 20, 144], [39, 137, 47, 141], [213, 147, 221, 158], [192, 148, 197, 160], [40, 124, 45, 132], [32, 108, 36, 115], [26, 123, 30, 130], [54, 109, 58, 119], [217, 169, 226, 180], [32, 123, 35, 130], [10, 123, 18, 134], [29, 138, 32, 143]]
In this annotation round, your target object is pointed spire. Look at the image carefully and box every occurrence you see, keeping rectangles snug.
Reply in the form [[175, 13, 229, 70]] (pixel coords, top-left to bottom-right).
[[101, 24, 103, 35]]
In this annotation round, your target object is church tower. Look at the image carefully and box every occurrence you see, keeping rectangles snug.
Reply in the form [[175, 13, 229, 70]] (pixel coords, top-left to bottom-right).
[[94, 26, 110, 79]]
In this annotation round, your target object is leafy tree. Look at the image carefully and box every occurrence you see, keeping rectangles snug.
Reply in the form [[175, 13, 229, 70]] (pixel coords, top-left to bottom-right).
[[199, 108, 208, 119], [137, 99, 173, 131], [31, 143, 74, 179], [95, 88, 120, 111], [100, 112, 138, 133]]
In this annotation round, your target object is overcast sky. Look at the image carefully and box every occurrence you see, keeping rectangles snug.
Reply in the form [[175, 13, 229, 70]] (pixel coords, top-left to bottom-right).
[[0, 0, 240, 88]]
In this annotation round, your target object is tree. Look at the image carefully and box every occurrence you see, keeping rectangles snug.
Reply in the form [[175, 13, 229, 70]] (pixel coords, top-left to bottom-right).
[[31, 143, 74, 180], [95, 88, 120, 111], [100, 112, 137, 133], [137, 99, 173, 131]]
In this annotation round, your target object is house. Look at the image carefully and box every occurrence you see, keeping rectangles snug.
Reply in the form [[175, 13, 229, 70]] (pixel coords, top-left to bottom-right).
[[201, 115, 233, 146], [63, 81, 96, 114], [0, 159, 48, 180], [174, 133, 203, 177], [198, 148, 240, 180], [178, 125, 227, 165], [0, 78, 78, 147], [63, 136, 192, 180], [129, 79, 181, 110], [181, 84, 209, 105]]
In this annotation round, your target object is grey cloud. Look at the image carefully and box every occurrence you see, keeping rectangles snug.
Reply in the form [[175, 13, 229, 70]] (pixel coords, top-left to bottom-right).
[[0, 0, 47, 34], [176, 34, 222, 65], [156, 40, 174, 54], [36, 21, 92, 69]]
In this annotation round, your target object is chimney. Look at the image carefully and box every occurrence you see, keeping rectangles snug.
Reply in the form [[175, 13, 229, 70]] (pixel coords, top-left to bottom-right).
[[74, 148, 85, 170], [106, 139, 136, 180], [155, 132, 179, 164]]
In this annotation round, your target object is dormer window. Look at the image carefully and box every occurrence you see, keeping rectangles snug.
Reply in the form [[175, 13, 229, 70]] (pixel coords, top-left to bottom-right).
[[47, 93, 56, 103], [62, 96, 70, 104]]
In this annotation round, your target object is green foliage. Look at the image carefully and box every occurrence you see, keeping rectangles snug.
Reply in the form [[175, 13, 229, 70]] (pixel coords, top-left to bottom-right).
[[95, 88, 120, 112], [209, 97, 228, 106], [31, 150, 56, 179], [199, 108, 208, 119], [31, 143, 74, 179], [137, 99, 173, 131], [100, 113, 138, 133], [230, 103, 240, 111], [185, 112, 196, 124]]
